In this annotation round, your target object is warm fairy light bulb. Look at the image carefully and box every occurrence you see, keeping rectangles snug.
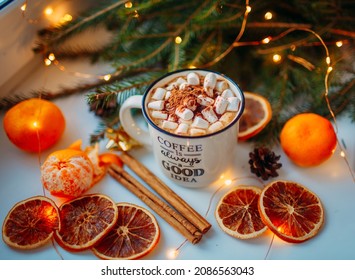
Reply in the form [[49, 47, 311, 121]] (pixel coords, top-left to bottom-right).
[[125, 1, 133, 8], [44, 7, 54, 16], [225, 179, 232, 186], [103, 74, 112, 81], [175, 36, 182, 44], [336, 41, 343, 47], [246, 5, 252, 13], [264, 12, 273, 20], [21, 3, 27, 11], [273, 54, 282, 63], [48, 53, 56, 61], [262, 37, 271, 44], [167, 248, 179, 259], [44, 58, 52, 66], [32, 121, 39, 128], [189, 65, 197, 69], [327, 66, 333, 73], [326, 56, 331, 65], [340, 151, 346, 158], [60, 14, 73, 24]]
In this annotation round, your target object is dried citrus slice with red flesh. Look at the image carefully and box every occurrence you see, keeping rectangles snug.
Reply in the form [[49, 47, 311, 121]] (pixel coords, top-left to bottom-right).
[[54, 194, 118, 251], [238, 92, 272, 141], [215, 186, 267, 239], [93, 203, 160, 260], [258, 180, 324, 243], [2, 196, 60, 249]]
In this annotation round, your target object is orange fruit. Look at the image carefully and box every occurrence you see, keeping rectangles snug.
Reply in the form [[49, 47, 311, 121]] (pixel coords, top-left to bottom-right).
[[215, 185, 267, 239], [238, 92, 272, 141], [2, 196, 60, 249], [41, 149, 95, 198], [98, 153, 124, 167], [54, 194, 118, 251], [93, 203, 160, 260], [3, 98, 65, 152], [258, 180, 324, 243], [280, 113, 337, 166]]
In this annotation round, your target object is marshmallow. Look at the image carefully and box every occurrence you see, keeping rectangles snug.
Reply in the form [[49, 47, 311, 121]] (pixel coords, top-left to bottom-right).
[[152, 88, 166, 100], [197, 95, 214, 106], [221, 89, 235, 98], [179, 83, 189, 90], [220, 112, 235, 124], [176, 77, 187, 85], [175, 106, 194, 121], [214, 96, 229, 115], [191, 116, 209, 129], [166, 82, 178, 90], [176, 123, 189, 135], [204, 73, 217, 97], [148, 100, 165, 110], [165, 90, 171, 100], [183, 96, 197, 111], [227, 97, 240, 112], [187, 72, 200, 85], [151, 111, 168, 119], [190, 128, 206, 136], [162, 120, 178, 130], [168, 113, 179, 122], [202, 106, 218, 123], [208, 121, 224, 133], [216, 80, 229, 92]]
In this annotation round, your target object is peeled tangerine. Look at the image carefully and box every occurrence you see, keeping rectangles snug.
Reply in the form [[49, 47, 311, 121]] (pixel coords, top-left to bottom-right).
[[41, 145, 106, 198]]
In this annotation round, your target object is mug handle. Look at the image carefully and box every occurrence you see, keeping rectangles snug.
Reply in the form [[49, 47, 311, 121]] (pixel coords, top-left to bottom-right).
[[119, 95, 152, 146]]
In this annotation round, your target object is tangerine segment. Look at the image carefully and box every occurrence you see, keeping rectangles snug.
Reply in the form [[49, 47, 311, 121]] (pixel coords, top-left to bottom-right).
[[258, 180, 324, 243], [41, 149, 94, 198], [238, 92, 272, 141], [93, 203, 160, 260], [215, 186, 267, 239], [2, 196, 60, 249], [54, 194, 118, 251]]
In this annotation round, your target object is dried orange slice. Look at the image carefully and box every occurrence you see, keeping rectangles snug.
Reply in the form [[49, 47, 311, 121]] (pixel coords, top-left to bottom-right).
[[2, 196, 60, 249], [258, 180, 324, 243], [54, 194, 118, 251], [215, 186, 267, 239], [238, 92, 272, 141], [93, 203, 160, 260]]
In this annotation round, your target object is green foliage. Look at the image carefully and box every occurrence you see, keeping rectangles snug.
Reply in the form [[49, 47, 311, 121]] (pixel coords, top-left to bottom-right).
[[1, 0, 353, 145]]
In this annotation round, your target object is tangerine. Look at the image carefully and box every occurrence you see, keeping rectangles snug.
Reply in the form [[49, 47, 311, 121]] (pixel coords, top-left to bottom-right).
[[215, 185, 267, 239], [54, 194, 118, 251], [93, 203, 160, 260], [280, 113, 337, 166], [258, 180, 324, 243], [238, 92, 272, 141], [3, 98, 65, 152], [41, 149, 94, 198], [2, 196, 60, 249]]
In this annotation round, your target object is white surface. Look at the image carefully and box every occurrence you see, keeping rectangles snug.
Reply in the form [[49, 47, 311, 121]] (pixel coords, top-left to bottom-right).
[[0, 61, 355, 260]]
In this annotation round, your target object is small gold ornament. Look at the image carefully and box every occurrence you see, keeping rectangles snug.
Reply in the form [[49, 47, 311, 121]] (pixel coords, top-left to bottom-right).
[[105, 127, 141, 151]]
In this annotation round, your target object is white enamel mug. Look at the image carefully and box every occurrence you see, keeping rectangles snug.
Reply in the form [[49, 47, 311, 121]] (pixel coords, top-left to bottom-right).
[[119, 69, 245, 188]]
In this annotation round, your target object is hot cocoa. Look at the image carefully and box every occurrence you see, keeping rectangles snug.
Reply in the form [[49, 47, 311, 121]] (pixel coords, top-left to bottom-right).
[[146, 72, 241, 136]]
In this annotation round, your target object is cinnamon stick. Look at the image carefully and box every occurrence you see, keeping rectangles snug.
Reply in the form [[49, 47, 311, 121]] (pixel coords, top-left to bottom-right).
[[119, 152, 211, 233], [108, 164, 202, 244]]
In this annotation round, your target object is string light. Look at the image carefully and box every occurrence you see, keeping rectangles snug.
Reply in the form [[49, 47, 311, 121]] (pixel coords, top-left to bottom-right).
[[21, 3, 27, 11], [166, 248, 180, 259], [44, 7, 54, 16], [44, 58, 52, 66], [272, 54, 282, 63], [335, 41, 343, 47], [262, 37, 271, 44], [175, 36, 182, 44], [224, 179, 232, 186], [48, 53, 56, 61], [125, 1, 133, 8], [59, 14, 73, 24], [264, 12, 273, 20], [246, 5, 252, 14], [103, 74, 112, 81]]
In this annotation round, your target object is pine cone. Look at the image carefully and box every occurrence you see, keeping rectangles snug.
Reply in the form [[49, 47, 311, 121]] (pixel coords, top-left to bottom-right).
[[249, 147, 282, 180]]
